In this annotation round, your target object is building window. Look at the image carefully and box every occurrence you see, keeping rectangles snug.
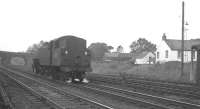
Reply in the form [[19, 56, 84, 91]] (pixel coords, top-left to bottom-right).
[[192, 51, 195, 59], [165, 50, 168, 58], [177, 51, 181, 58], [157, 52, 159, 59]]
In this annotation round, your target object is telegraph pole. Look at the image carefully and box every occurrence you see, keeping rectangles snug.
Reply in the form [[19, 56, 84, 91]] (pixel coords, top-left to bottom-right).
[[181, 1, 185, 76]]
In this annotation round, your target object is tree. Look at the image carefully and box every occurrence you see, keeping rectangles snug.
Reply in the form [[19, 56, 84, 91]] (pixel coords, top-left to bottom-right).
[[26, 40, 47, 55], [116, 45, 124, 53], [88, 42, 113, 60], [130, 38, 156, 53]]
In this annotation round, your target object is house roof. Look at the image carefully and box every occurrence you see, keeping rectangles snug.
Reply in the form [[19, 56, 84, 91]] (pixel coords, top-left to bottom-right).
[[133, 51, 155, 59], [104, 52, 134, 58], [165, 39, 200, 50], [118, 53, 134, 57], [104, 52, 155, 61], [192, 44, 200, 50], [104, 52, 134, 61]]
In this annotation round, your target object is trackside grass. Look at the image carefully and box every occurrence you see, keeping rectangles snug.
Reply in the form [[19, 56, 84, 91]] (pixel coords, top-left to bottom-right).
[[91, 61, 196, 83]]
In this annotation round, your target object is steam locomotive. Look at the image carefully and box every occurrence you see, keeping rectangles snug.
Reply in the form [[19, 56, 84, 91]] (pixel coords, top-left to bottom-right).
[[32, 35, 92, 83]]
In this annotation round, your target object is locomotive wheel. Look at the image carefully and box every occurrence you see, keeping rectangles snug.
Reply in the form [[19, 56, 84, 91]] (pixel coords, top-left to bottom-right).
[[37, 67, 42, 75], [79, 78, 83, 82], [79, 72, 86, 82], [32, 65, 35, 73], [63, 73, 69, 82], [35, 67, 39, 74], [60, 77, 65, 82], [45, 67, 51, 77], [32, 65, 39, 74], [71, 76, 75, 83], [33, 67, 36, 74], [40, 66, 45, 75], [71, 72, 76, 83], [65, 72, 73, 83], [40, 69, 45, 75]]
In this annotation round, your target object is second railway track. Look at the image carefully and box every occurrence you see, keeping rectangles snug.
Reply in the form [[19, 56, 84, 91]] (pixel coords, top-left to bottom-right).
[[77, 83, 200, 109], [2, 66, 200, 109], [88, 73, 200, 99]]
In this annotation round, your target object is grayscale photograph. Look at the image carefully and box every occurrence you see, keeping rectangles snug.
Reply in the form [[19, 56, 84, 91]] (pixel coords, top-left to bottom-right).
[[0, 0, 200, 109]]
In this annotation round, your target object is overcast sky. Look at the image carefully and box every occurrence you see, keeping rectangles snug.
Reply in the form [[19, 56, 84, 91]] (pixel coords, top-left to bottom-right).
[[0, 0, 199, 52]]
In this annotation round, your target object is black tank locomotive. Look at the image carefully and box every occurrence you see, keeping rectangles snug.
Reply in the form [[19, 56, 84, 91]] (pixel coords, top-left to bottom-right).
[[32, 35, 92, 82]]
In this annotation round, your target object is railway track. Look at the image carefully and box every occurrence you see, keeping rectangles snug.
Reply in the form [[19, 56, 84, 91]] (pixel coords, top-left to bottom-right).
[[0, 67, 114, 109], [0, 82, 14, 109], [65, 83, 200, 109], [2, 66, 200, 109], [88, 73, 200, 99], [0, 70, 58, 109], [0, 70, 62, 109]]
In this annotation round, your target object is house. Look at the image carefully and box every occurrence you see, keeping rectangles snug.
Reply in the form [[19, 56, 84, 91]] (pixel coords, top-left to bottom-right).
[[156, 33, 200, 63], [131, 52, 155, 64], [104, 52, 134, 61], [104, 51, 155, 64]]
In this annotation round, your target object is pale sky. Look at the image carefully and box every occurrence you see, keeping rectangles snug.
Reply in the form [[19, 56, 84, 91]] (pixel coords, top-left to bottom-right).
[[0, 0, 199, 52]]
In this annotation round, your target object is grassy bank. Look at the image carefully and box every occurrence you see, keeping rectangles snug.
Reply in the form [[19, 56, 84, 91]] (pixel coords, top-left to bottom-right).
[[91, 61, 197, 83]]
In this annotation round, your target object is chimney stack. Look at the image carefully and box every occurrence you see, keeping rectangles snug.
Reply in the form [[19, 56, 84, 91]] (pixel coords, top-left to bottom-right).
[[162, 33, 167, 40]]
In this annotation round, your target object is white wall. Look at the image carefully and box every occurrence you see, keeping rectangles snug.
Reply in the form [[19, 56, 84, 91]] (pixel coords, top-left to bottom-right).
[[135, 52, 155, 64], [156, 40, 197, 63], [156, 40, 171, 63]]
